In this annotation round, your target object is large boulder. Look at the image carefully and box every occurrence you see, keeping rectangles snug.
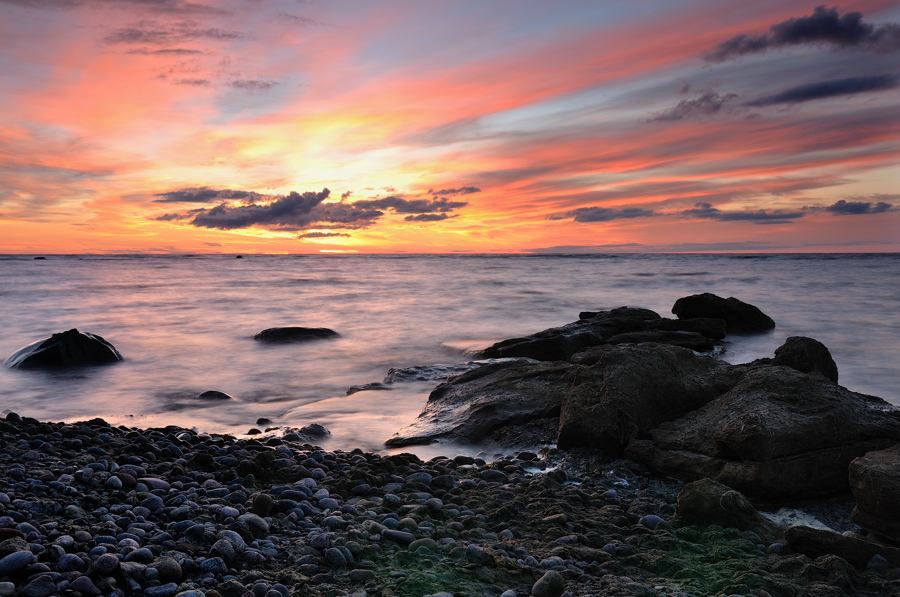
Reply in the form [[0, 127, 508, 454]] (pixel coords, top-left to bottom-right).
[[3, 329, 123, 369], [626, 366, 900, 497], [253, 327, 339, 343], [385, 360, 573, 447], [672, 293, 775, 332], [848, 444, 900, 543], [772, 336, 838, 383], [675, 478, 779, 542], [557, 344, 743, 456]]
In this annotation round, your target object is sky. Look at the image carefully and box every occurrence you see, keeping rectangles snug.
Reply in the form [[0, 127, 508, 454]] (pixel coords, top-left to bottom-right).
[[1, 0, 899, 254]]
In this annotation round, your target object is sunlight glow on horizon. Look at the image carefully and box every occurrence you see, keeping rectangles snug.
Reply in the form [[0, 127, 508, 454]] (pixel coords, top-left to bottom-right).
[[1, 0, 898, 254]]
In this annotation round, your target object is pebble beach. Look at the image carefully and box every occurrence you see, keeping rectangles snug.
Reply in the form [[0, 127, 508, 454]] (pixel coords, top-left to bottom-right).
[[1, 414, 898, 597]]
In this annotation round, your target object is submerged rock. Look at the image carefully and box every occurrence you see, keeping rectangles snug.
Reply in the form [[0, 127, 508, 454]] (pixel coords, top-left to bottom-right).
[[197, 390, 236, 401], [627, 366, 900, 497], [557, 344, 742, 455], [3, 329, 123, 369], [672, 292, 775, 332], [385, 360, 573, 447], [253, 327, 339, 343], [849, 443, 900, 543]]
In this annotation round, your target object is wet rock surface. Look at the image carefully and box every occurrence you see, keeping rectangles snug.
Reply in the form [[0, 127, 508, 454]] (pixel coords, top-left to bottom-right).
[[386, 361, 573, 447], [557, 344, 741, 455], [0, 415, 898, 597], [627, 366, 900, 497], [253, 328, 340, 344], [3, 329, 123, 369]]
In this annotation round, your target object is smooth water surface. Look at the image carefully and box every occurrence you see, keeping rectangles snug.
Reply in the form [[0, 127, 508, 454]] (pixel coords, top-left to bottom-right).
[[1, 254, 897, 456]]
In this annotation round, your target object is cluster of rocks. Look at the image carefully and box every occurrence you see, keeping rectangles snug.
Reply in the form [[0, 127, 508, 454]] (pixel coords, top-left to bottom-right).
[[1, 414, 899, 597], [4, 292, 900, 595]]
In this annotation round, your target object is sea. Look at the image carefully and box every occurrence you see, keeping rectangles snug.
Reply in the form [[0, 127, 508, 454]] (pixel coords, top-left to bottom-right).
[[1, 253, 897, 458]]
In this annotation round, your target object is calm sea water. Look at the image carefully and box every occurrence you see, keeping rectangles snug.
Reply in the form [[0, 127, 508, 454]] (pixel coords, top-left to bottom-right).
[[0, 254, 897, 457]]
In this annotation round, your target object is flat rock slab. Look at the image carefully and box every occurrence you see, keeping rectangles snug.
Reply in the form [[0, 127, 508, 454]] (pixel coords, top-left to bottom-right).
[[627, 366, 900, 497], [558, 344, 742, 455], [3, 329, 123, 369], [385, 360, 573, 447], [253, 327, 339, 343]]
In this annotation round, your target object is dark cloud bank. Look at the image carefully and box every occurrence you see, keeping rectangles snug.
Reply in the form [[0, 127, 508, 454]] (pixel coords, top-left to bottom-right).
[[548, 198, 896, 225], [705, 5, 900, 62], [748, 74, 899, 106], [155, 186, 478, 235]]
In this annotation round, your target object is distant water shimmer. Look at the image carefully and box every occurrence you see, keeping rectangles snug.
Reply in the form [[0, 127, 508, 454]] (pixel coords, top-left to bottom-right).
[[1, 254, 897, 457]]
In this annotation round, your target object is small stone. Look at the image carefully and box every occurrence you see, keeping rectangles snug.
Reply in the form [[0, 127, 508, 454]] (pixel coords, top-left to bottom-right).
[[409, 538, 437, 552], [56, 552, 86, 572], [324, 547, 347, 567], [144, 583, 179, 597], [480, 469, 509, 483], [69, 576, 102, 596], [348, 569, 375, 582], [92, 553, 120, 576], [251, 493, 275, 516], [0, 582, 14, 597], [638, 515, 666, 530], [0, 550, 34, 575], [532, 570, 566, 597], [154, 557, 182, 583], [237, 513, 269, 538], [383, 529, 416, 545], [19, 575, 56, 597], [868, 554, 889, 570]]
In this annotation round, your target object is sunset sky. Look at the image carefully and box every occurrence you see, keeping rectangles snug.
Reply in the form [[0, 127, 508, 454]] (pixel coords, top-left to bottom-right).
[[1, 0, 898, 253]]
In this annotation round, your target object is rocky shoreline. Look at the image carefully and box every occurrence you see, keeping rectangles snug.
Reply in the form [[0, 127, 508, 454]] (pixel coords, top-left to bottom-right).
[[3, 293, 900, 596], [0, 414, 897, 597]]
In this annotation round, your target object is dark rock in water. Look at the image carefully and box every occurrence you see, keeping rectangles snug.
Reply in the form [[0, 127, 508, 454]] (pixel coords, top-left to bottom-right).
[[557, 344, 742, 455], [848, 443, 900, 543], [235, 255, 243, 258], [482, 307, 662, 361], [198, 390, 236, 401], [626, 366, 900, 497], [3, 329, 123, 369], [772, 336, 839, 383], [33, 256, 46, 260], [253, 327, 339, 343], [296, 423, 330, 439], [482, 306, 726, 362], [672, 293, 775, 332], [385, 360, 573, 447], [785, 525, 900, 569], [675, 478, 778, 542]]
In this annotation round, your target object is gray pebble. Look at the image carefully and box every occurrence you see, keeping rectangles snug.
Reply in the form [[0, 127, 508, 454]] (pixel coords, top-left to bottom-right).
[[0, 550, 35, 576], [324, 547, 347, 567]]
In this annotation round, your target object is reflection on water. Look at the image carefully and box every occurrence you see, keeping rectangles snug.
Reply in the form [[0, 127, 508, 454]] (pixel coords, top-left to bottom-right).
[[1, 253, 898, 457]]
